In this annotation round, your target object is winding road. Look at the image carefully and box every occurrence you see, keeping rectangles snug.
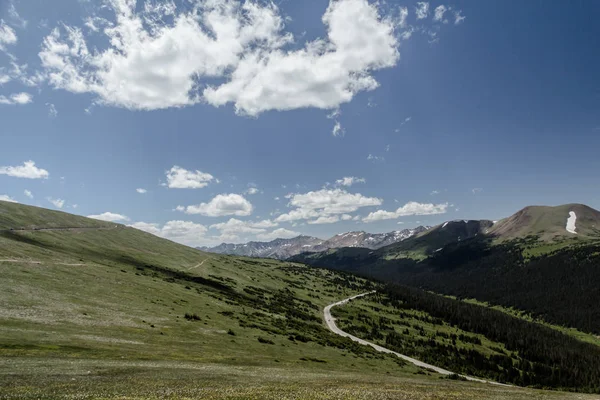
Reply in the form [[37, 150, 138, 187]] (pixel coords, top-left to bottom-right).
[[324, 291, 511, 386]]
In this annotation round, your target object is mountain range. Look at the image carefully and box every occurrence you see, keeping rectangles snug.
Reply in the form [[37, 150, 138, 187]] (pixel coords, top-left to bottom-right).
[[198, 226, 429, 259], [2, 200, 600, 396], [291, 203, 600, 334]]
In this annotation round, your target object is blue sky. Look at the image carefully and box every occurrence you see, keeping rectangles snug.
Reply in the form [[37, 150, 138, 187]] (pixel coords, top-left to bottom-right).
[[1, 0, 599, 247]]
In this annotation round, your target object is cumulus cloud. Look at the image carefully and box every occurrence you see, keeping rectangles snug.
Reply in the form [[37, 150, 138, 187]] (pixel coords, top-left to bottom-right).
[[88, 212, 130, 222], [0, 194, 18, 203], [24, 190, 33, 199], [46, 103, 58, 118], [165, 166, 215, 189], [179, 193, 253, 217], [363, 201, 448, 222], [0, 161, 49, 179], [209, 218, 278, 241], [335, 176, 366, 187], [332, 121, 345, 137], [415, 2, 430, 19], [130, 220, 208, 247], [245, 187, 260, 195], [433, 5, 448, 22], [276, 188, 381, 223], [308, 215, 340, 225], [367, 154, 385, 163], [136, 188, 147, 194], [472, 187, 483, 194], [256, 228, 299, 241], [399, 7, 409, 27], [454, 11, 466, 25], [39, 0, 400, 114], [0, 22, 17, 50], [47, 197, 65, 209], [0, 92, 33, 105]]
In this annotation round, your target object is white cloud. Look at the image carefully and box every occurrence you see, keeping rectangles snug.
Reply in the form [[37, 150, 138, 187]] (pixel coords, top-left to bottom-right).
[[88, 212, 130, 222], [179, 193, 253, 217], [335, 176, 366, 187], [454, 11, 466, 25], [165, 166, 215, 189], [0, 92, 33, 105], [0, 74, 10, 85], [130, 220, 208, 247], [276, 188, 381, 223], [245, 187, 259, 195], [129, 221, 161, 236], [308, 215, 340, 225], [256, 228, 299, 241], [136, 188, 147, 194], [0, 194, 18, 203], [472, 187, 483, 194], [341, 214, 353, 221], [332, 121, 345, 137], [39, 0, 399, 115], [395, 116, 412, 131], [209, 218, 278, 241], [367, 154, 385, 163], [7, 3, 27, 29], [0, 21, 17, 50], [433, 5, 447, 22], [46, 103, 58, 118], [430, 190, 440, 195], [363, 201, 448, 222], [47, 197, 65, 209], [0, 161, 49, 179], [415, 2, 430, 20], [23, 190, 33, 199], [399, 7, 409, 27]]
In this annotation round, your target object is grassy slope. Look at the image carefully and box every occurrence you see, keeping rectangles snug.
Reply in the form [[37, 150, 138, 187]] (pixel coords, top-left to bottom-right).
[[0, 201, 590, 399], [488, 204, 600, 241]]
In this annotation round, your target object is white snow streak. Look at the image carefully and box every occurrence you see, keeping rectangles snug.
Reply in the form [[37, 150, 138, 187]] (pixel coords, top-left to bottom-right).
[[566, 211, 577, 234]]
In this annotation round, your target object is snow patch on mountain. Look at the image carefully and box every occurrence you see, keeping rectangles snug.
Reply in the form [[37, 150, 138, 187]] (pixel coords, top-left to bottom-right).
[[566, 211, 577, 234]]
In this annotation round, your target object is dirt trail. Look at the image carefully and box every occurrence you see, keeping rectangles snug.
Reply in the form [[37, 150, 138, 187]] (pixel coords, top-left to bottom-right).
[[187, 257, 213, 271], [324, 291, 512, 387]]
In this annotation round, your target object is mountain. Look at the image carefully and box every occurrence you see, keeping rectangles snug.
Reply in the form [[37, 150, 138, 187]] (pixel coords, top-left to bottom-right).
[[2, 201, 600, 397], [488, 203, 600, 240], [310, 227, 430, 252], [198, 235, 324, 259], [291, 204, 600, 334], [379, 220, 494, 259], [200, 227, 429, 259]]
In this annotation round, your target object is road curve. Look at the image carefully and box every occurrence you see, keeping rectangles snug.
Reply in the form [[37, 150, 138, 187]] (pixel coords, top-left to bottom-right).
[[324, 291, 511, 386]]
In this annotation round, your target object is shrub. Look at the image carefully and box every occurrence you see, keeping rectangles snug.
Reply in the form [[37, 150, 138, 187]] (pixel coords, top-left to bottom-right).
[[258, 337, 274, 344], [184, 313, 201, 321]]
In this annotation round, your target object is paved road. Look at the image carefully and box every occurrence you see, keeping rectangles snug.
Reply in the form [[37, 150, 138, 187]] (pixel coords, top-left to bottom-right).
[[324, 291, 511, 386]]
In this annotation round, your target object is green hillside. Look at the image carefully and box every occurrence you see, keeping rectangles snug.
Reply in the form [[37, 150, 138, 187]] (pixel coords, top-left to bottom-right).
[[291, 204, 600, 336], [488, 203, 600, 240], [3, 201, 582, 399]]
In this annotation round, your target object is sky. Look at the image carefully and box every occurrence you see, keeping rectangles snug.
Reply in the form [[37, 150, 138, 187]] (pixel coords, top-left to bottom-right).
[[1, 0, 600, 247]]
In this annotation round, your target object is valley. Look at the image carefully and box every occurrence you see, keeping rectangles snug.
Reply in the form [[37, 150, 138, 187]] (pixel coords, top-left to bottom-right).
[[1, 201, 600, 398]]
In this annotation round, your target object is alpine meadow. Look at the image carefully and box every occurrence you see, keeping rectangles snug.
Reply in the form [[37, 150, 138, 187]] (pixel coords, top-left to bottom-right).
[[2, 0, 600, 399]]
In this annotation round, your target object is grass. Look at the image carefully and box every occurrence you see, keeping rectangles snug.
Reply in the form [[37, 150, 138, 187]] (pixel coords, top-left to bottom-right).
[[0, 201, 595, 399]]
